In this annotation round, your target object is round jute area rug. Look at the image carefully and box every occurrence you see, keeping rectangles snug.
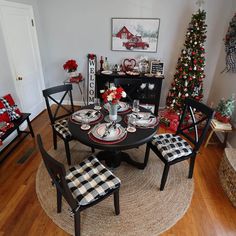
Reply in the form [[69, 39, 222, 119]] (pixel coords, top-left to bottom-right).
[[36, 141, 194, 236]]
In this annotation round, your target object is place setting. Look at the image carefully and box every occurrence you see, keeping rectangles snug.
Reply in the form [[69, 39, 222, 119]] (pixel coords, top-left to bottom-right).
[[103, 101, 131, 114], [70, 108, 104, 129], [88, 121, 127, 144], [125, 99, 159, 130]]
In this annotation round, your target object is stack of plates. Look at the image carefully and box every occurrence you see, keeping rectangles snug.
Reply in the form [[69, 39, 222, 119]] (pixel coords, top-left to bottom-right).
[[90, 123, 126, 141], [71, 109, 101, 123], [127, 112, 158, 128], [104, 102, 130, 113]]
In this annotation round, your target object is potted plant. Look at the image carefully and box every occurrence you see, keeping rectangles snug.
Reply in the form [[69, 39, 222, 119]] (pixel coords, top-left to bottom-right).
[[215, 95, 235, 123], [63, 59, 78, 78]]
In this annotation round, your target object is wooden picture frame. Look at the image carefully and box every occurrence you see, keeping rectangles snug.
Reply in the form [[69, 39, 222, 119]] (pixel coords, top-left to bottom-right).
[[111, 18, 160, 52], [150, 61, 164, 76]]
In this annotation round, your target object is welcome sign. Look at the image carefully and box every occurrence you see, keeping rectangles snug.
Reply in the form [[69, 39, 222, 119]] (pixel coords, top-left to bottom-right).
[[87, 54, 97, 105]]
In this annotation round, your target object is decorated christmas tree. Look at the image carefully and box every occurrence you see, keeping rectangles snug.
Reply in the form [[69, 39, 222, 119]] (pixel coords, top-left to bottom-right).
[[166, 9, 207, 113]]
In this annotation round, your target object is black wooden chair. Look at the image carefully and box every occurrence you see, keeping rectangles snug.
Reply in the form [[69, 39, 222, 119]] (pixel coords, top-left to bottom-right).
[[37, 134, 120, 236], [144, 98, 214, 190], [42, 84, 76, 165]]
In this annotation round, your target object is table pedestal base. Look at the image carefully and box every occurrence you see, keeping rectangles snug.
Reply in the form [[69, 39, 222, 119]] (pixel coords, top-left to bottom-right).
[[96, 150, 147, 169]]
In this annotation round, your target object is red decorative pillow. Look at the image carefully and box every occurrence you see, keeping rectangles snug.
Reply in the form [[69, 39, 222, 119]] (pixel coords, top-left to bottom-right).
[[0, 94, 22, 121], [0, 100, 10, 122]]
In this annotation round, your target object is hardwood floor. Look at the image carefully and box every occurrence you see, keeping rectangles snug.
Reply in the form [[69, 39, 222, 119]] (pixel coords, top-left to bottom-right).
[[0, 110, 236, 236]]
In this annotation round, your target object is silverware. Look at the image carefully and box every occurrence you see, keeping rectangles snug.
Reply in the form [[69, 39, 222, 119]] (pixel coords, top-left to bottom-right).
[[88, 124, 99, 135]]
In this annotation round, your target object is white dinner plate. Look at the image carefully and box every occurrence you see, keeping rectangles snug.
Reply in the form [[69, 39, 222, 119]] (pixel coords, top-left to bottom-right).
[[72, 109, 101, 123], [104, 101, 130, 113], [128, 112, 157, 128], [101, 70, 112, 75], [91, 123, 126, 141]]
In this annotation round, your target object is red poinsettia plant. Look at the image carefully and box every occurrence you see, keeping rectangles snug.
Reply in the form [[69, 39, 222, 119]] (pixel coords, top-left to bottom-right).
[[63, 59, 78, 72], [100, 86, 126, 104]]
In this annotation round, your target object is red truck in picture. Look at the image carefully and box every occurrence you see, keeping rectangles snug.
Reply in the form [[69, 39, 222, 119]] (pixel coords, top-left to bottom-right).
[[123, 36, 149, 50]]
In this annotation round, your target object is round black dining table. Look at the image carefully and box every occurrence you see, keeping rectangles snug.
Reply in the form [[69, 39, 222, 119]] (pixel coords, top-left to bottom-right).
[[68, 104, 158, 168]]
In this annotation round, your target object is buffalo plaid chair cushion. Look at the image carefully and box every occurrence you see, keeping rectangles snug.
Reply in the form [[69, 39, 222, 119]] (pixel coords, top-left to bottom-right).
[[66, 155, 121, 206], [53, 119, 71, 139], [152, 133, 192, 162]]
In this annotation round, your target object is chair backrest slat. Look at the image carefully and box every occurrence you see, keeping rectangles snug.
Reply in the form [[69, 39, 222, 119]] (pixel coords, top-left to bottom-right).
[[42, 84, 74, 124], [176, 98, 214, 151], [37, 134, 77, 210]]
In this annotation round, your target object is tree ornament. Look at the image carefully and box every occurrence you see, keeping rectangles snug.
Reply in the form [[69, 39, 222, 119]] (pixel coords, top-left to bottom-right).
[[186, 93, 189, 97]]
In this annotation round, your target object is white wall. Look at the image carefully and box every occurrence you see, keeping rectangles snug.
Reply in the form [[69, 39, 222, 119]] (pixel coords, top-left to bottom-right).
[[0, 0, 234, 109], [207, 3, 236, 148], [37, 0, 234, 107]]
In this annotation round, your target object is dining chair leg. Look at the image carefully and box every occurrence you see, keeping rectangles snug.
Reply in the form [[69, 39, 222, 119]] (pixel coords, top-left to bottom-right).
[[114, 190, 120, 215], [143, 144, 151, 168], [26, 116, 35, 137], [64, 140, 71, 165], [56, 188, 62, 213], [74, 211, 81, 236], [53, 129, 57, 150], [160, 164, 170, 191], [188, 156, 196, 178]]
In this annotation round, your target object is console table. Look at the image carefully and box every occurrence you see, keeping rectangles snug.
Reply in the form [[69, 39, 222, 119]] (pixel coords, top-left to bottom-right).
[[95, 72, 164, 115]]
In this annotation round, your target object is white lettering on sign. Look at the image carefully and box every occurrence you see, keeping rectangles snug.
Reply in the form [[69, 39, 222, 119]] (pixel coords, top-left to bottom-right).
[[87, 55, 96, 105]]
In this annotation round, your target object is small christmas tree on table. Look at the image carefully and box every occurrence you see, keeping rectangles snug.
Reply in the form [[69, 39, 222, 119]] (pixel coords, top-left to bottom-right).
[[215, 95, 235, 123], [166, 9, 207, 114]]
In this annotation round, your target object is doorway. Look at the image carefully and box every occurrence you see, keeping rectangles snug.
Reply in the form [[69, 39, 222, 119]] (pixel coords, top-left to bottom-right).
[[0, 0, 45, 119]]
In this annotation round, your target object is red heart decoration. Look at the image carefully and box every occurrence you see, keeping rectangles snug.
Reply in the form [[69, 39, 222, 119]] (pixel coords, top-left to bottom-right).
[[123, 58, 136, 71]]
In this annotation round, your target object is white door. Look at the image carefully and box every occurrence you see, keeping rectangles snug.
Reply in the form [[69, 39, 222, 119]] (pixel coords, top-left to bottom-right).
[[0, 1, 45, 119]]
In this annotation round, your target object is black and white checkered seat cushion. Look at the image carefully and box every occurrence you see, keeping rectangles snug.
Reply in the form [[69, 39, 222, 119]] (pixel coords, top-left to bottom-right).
[[53, 119, 71, 139], [152, 133, 192, 162], [66, 155, 121, 206]]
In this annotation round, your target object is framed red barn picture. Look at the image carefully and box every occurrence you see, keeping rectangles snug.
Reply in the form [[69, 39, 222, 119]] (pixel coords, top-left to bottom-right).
[[111, 18, 160, 52]]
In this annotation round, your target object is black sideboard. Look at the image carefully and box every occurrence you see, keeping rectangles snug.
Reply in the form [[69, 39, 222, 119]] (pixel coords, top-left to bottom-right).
[[95, 72, 164, 115]]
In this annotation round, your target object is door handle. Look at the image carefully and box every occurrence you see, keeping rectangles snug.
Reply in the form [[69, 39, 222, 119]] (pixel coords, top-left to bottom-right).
[[16, 76, 23, 81]]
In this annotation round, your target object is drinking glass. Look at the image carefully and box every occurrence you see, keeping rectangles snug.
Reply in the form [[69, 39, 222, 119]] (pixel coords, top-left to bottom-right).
[[132, 99, 140, 112], [127, 115, 136, 132], [94, 98, 101, 110], [81, 116, 90, 130]]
